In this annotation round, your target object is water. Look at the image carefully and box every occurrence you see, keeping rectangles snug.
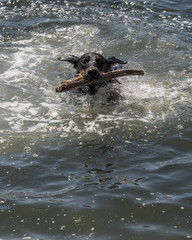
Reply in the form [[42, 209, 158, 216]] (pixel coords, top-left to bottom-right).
[[0, 0, 192, 239]]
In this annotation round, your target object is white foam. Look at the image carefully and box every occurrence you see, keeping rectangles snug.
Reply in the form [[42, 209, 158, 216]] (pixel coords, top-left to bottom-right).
[[1, 24, 192, 140]]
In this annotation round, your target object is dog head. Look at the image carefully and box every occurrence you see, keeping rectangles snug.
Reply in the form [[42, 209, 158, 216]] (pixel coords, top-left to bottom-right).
[[58, 52, 127, 79]]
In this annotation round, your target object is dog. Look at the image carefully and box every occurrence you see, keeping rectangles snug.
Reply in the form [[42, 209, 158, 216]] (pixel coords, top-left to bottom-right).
[[58, 52, 127, 96]]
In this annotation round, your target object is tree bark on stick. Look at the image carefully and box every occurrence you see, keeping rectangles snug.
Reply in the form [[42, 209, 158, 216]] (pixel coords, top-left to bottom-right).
[[56, 68, 144, 93]]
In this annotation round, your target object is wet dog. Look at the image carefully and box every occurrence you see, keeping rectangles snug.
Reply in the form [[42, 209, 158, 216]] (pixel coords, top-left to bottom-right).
[[58, 52, 127, 96]]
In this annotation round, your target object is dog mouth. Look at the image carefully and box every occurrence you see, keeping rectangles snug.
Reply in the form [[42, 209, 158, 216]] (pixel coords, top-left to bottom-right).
[[79, 67, 102, 95]]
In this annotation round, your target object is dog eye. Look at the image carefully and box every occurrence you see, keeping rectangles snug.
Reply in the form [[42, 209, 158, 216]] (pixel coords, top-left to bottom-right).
[[82, 56, 90, 65], [96, 57, 103, 65]]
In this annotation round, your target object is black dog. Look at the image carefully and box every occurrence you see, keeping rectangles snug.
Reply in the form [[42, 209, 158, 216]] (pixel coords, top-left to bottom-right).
[[58, 52, 127, 95]]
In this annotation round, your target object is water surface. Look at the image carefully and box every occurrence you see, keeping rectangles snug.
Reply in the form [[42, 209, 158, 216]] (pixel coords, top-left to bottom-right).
[[0, 0, 192, 239]]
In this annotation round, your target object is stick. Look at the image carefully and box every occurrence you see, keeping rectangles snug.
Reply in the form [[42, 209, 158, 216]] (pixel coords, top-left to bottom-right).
[[56, 68, 144, 93]]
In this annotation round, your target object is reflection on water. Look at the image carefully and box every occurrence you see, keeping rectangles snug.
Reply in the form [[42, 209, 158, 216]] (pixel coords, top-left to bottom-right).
[[0, 0, 192, 239]]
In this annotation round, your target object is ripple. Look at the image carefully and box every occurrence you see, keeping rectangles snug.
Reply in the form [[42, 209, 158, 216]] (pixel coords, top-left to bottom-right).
[[0, 1, 192, 239]]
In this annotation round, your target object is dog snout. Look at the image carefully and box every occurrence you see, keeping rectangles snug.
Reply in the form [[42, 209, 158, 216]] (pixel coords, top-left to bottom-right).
[[87, 67, 100, 79]]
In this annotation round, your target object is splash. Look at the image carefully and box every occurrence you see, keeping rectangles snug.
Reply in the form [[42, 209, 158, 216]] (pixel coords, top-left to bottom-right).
[[0, 1, 192, 145]]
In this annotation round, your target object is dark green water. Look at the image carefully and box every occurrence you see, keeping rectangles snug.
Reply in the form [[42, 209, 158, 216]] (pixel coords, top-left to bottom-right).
[[0, 0, 192, 239]]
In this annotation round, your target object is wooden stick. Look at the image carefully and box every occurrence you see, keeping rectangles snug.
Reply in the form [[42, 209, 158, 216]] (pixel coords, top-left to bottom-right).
[[56, 68, 144, 93]]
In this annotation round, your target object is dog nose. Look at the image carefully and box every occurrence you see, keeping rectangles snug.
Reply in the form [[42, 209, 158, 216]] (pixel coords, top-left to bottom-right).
[[87, 68, 99, 78]]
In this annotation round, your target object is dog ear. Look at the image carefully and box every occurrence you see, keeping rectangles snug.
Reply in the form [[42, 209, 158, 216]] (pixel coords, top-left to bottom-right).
[[58, 55, 79, 65], [107, 56, 127, 65]]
